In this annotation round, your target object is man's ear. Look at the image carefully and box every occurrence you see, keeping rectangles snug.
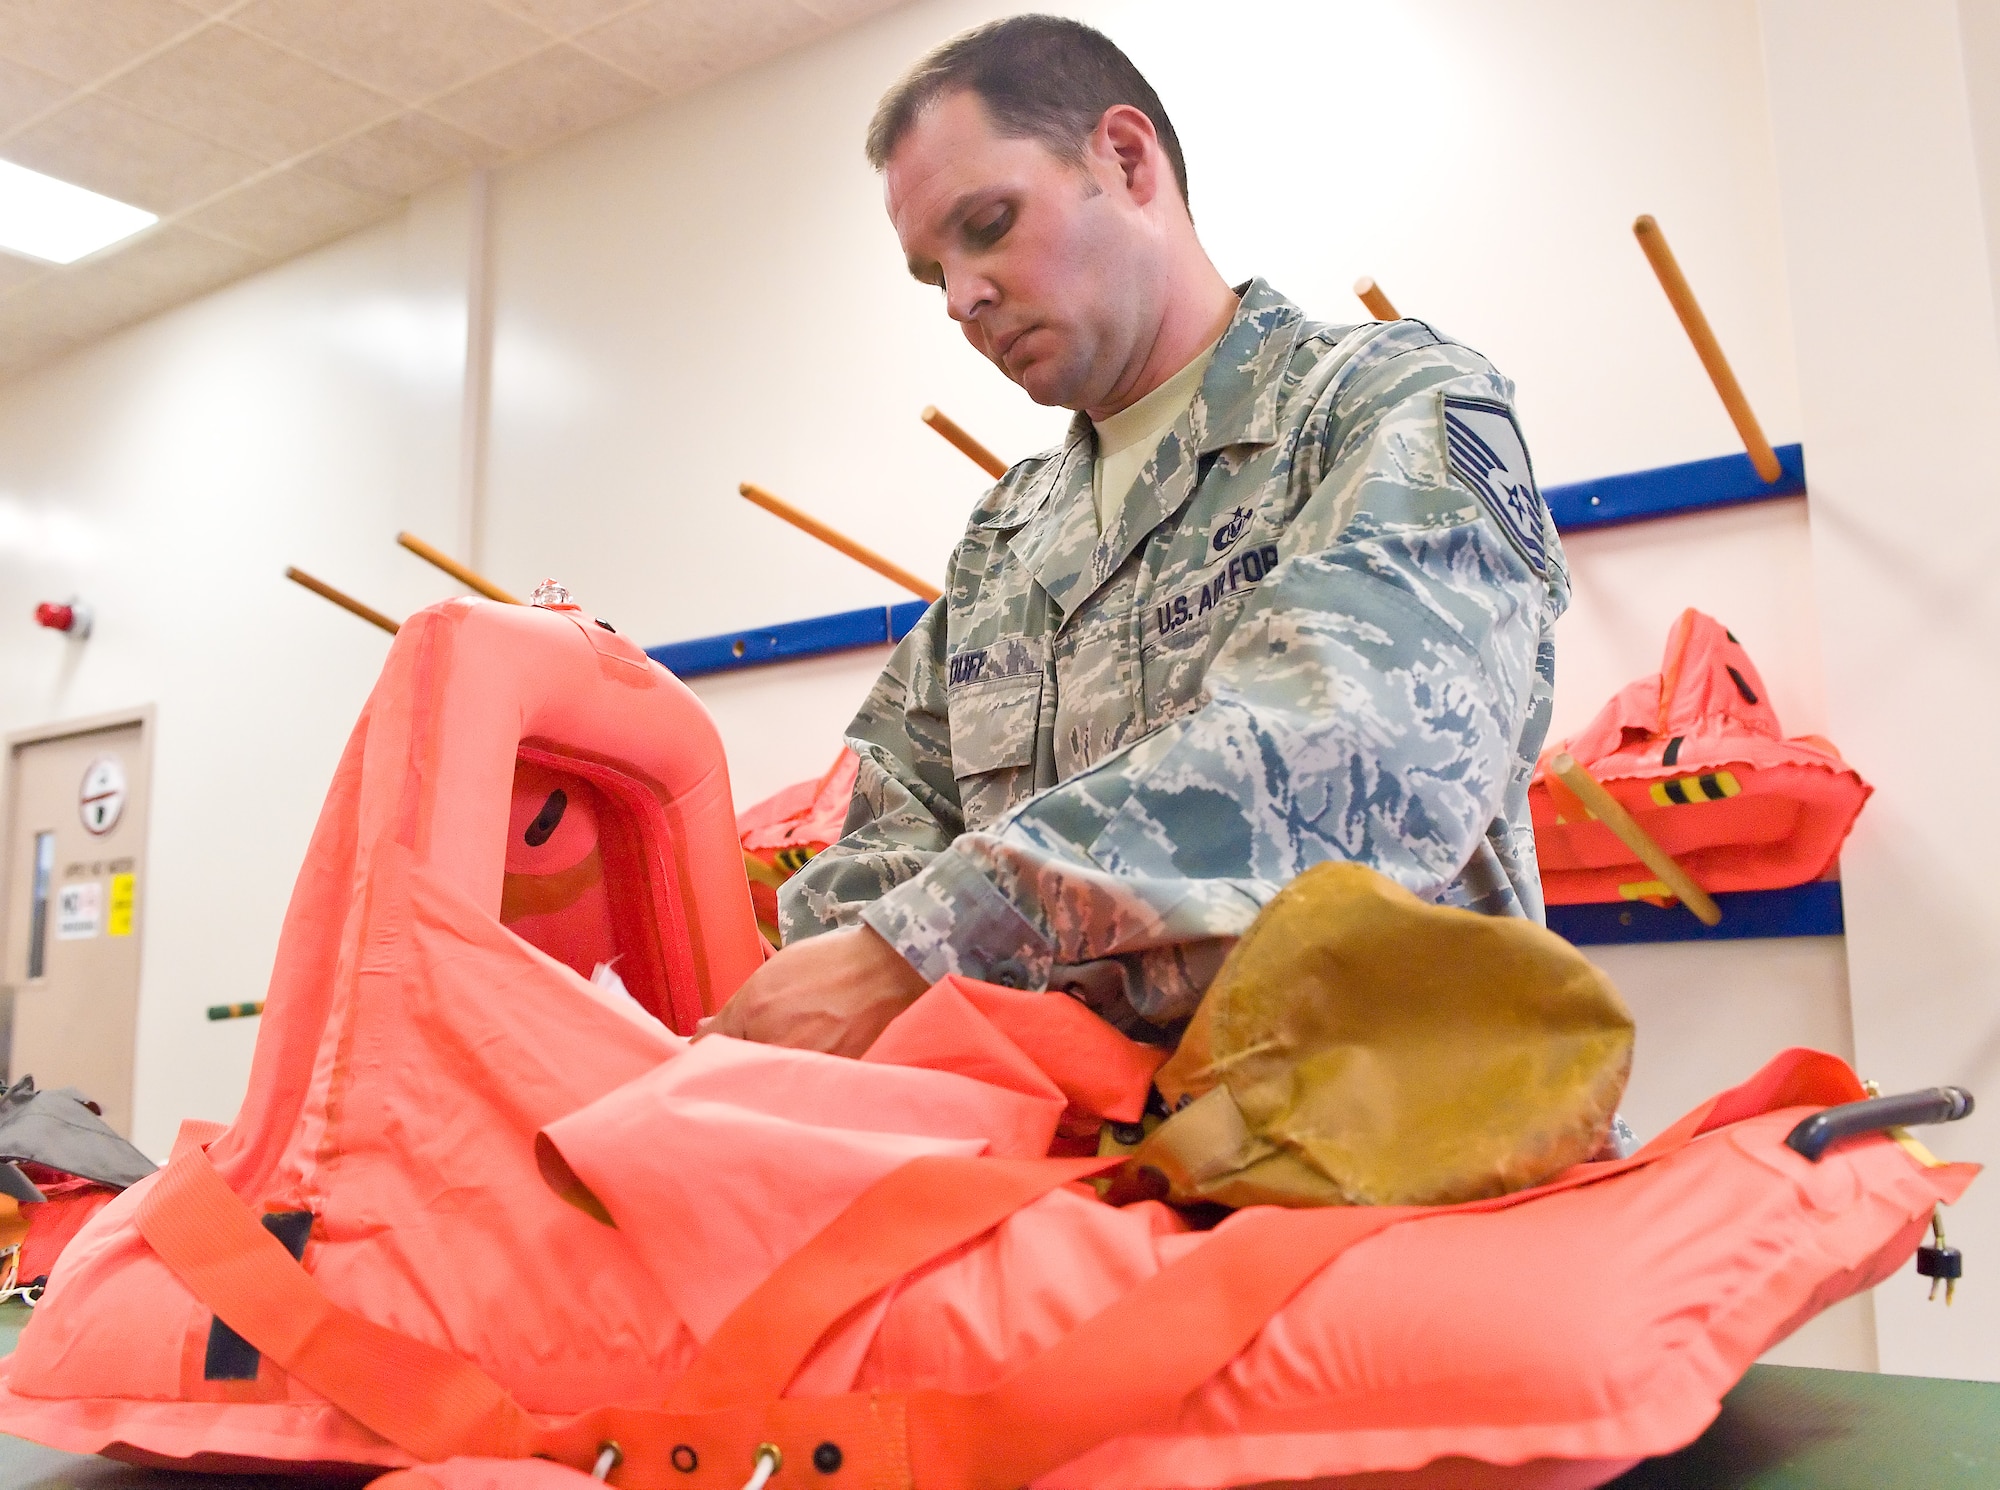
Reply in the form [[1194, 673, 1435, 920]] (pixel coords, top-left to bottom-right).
[[1094, 104, 1164, 207]]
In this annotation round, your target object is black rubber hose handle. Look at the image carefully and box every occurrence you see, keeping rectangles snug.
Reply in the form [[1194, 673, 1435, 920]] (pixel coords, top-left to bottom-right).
[[1785, 1086, 1974, 1163]]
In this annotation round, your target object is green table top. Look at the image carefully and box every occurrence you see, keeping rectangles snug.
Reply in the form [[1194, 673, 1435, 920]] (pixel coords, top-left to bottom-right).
[[0, 1303, 1991, 1489], [1607, 1361, 2000, 1489]]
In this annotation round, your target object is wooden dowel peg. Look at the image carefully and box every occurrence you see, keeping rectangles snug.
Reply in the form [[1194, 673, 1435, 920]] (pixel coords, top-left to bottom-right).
[[921, 406, 1009, 479], [396, 532, 520, 605], [738, 482, 943, 603], [285, 566, 400, 635], [1550, 752, 1723, 926], [1631, 215, 1783, 484], [1354, 276, 1400, 321]]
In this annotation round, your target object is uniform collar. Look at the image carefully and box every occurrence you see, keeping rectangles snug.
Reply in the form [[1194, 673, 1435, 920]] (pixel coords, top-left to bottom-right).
[[984, 278, 1305, 622]]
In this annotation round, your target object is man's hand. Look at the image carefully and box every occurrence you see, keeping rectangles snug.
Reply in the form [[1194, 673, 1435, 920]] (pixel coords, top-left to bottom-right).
[[700, 924, 931, 1057]]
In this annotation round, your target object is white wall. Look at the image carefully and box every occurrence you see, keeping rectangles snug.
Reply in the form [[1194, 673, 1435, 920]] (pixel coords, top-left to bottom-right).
[[480, 0, 1856, 1210], [1758, 0, 2000, 1382], [0, 186, 482, 1151], [480, 0, 1816, 705], [0, 0, 1918, 1374]]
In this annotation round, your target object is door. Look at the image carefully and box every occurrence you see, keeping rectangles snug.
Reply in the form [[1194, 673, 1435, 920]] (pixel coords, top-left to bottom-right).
[[0, 714, 151, 1136]]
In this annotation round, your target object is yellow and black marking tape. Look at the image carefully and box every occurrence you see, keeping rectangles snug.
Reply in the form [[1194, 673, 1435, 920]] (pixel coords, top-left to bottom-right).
[[207, 1002, 265, 1021], [1648, 770, 1740, 807]]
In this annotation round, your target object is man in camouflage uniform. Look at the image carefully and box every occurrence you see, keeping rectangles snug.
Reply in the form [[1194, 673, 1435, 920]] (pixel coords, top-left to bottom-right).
[[708, 15, 1567, 1052]]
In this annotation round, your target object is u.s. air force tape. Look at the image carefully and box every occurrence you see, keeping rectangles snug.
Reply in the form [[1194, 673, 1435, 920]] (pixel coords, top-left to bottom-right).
[[1442, 394, 1549, 578]]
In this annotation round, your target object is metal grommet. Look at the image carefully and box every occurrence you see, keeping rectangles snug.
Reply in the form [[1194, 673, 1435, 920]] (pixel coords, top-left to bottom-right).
[[745, 1444, 783, 1490], [812, 1442, 842, 1474], [670, 1444, 698, 1474], [591, 1443, 623, 1482]]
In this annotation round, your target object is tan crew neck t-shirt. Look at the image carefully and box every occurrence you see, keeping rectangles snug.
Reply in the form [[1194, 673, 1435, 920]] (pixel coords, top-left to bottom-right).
[[1089, 333, 1224, 531]]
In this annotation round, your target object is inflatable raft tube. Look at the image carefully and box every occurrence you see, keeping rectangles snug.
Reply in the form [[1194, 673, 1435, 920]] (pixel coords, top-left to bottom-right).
[[0, 599, 1969, 1490]]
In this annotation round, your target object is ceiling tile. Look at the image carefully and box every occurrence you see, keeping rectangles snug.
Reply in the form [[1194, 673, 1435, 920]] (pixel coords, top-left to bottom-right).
[[102, 25, 399, 165], [0, 0, 908, 381], [570, 4, 710, 93], [575, 0, 828, 92], [2, 218, 325, 379], [0, 57, 68, 135], [230, 0, 550, 105], [67, 222, 260, 313], [793, 0, 918, 22], [0, 0, 206, 88], [427, 42, 655, 152], [0, 247, 48, 294], [179, 169, 395, 257], [488, 0, 646, 37], [300, 111, 501, 198], [0, 308, 78, 385], [0, 225, 255, 363], [2, 94, 261, 213]]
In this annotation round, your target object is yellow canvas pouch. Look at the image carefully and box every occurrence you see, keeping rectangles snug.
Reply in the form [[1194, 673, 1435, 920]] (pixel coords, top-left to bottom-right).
[[1121, 862, 1635, 1210]]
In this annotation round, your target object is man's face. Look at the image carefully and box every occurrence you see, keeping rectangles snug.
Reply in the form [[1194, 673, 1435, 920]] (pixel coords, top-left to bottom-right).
[[885, 90, 1158, 411]]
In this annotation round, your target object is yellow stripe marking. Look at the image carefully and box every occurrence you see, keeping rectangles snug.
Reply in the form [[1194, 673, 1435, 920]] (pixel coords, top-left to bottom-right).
[[1618, 880, 1672, 901]]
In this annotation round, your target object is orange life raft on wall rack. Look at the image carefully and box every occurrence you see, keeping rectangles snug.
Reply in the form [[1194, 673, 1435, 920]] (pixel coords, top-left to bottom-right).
[[0, 597, 1970, 1490], [1533, 608, 1870, 911]]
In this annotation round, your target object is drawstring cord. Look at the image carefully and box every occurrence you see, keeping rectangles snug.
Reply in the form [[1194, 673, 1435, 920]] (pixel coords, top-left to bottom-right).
[[0, 1246, 38, 1306]]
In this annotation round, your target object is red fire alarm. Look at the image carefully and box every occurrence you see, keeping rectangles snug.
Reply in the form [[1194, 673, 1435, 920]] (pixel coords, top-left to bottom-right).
[[34, 600, 92, 639]]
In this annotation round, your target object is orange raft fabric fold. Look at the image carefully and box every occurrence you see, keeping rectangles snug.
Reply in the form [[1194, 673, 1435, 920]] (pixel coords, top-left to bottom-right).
[[1531, 608, 1871, 904], [0, 595, 1969, 1490], [736, 750, 859, 943]]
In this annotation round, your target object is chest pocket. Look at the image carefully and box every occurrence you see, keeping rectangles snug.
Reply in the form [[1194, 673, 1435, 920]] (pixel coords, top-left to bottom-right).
[[946, 671, 1044, 830]]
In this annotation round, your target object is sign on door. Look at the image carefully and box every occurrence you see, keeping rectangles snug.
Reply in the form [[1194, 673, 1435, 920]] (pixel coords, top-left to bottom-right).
[[55, 881, 101, 940]]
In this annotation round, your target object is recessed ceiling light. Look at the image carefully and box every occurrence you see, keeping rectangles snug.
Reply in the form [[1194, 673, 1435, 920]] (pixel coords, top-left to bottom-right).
[[0, 159, 157, 266]]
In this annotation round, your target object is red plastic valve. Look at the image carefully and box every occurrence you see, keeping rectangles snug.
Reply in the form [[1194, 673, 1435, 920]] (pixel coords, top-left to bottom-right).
[[34, 602, 75, 632]]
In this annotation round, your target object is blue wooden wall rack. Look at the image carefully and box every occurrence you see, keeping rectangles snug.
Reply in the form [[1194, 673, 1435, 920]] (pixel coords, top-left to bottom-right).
[[646, 444, 1807, 679], [647, 598, 930, 678], [649, 443, 1831, 945], [1547, 879, 1841, 946], [1545, 442, 1803, 532]]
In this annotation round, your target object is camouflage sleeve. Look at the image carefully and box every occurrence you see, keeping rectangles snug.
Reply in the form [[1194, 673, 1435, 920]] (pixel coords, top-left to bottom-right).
[[859, 345, 1558, 1025], [776, 598, 965, 942]]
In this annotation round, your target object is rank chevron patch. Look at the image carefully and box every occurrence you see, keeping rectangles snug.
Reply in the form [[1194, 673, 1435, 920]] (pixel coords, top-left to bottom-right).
[[1443, 394, 1549, 578]]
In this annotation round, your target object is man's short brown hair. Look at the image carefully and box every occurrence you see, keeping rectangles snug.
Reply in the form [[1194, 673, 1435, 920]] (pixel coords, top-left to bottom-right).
[[865, 15, 1190, 207]]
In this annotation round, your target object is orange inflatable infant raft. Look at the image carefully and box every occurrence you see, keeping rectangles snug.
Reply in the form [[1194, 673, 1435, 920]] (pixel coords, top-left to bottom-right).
[[0, 594, 1971, 1490], [1532, 608, 1871, 905], [0, 594, 766, 1454]]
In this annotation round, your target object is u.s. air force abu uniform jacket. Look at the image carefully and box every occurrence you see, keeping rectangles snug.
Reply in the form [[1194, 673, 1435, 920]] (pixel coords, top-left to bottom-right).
[[780, 279, 1570, 1037]]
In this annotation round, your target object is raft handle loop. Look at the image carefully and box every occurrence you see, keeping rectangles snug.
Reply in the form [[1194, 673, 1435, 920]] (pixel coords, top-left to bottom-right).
[[591, 1441, 622, 1481], [1784, 1086, 1974, 1162], [742, 1444, 782, 1490]]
